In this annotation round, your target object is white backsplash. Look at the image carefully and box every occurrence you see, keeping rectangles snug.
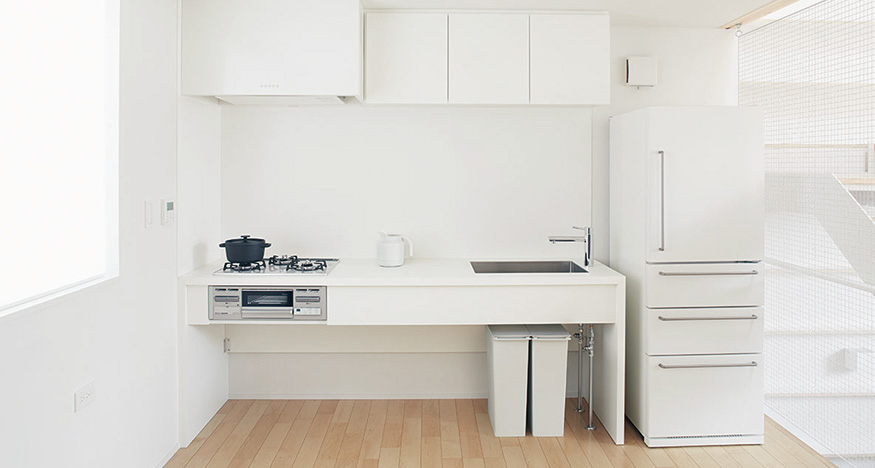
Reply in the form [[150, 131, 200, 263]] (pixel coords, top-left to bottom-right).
[[220, 105, 593, 259]]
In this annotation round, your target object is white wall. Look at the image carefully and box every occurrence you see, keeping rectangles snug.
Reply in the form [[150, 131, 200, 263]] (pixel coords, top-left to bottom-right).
[[592, 26, 739, 261], [220, 106, 593, 259], [0, 1, 180, 467], [177, 96, 222, 275]]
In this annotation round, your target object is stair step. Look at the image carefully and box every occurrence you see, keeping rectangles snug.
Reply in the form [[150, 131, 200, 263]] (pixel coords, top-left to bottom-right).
[[839, 176, 875, 185]]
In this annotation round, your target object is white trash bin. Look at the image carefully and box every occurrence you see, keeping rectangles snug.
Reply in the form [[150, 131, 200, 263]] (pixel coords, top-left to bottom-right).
[[526, 324, 571, 437], [486, 325, 531, 437]]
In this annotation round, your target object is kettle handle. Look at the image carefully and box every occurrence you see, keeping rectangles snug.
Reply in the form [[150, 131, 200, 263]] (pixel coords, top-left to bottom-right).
[[401, 236, 414, 257]]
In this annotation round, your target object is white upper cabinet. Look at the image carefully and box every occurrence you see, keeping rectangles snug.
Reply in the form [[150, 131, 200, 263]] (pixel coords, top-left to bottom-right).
[[448, 14, 529, 104], [181, 0, 362, 100], [529, 13, 610, 105], [365, 13, 448, 104]]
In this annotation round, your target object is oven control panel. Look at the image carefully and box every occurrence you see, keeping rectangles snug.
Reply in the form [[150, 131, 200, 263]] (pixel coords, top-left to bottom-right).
[[209, 286, 327, 321]]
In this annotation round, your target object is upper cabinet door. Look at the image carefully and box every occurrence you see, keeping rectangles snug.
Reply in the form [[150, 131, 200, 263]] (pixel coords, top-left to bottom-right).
[[365, 13, 448, 104], [529, 14, 610, 105], [448, 14, 529, 104], [182, 0, 361, 97], [644, 107, 765, 263]]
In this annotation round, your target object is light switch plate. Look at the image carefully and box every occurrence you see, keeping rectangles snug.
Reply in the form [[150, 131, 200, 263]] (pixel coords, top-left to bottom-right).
[[144, 201, 154, 228]]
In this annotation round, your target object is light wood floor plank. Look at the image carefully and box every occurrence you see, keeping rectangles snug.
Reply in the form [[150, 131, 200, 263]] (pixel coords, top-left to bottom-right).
[[475, 413, 503, 459], [422, 436, 442, 468], [384, 401, 405, 449], [361, 401, 389, 460], [348, 401, 372, 435], [400, 413, 423, 468], [289, 412, 333, 468], [422, 401, 441, 439], [231, 401, 288, 467], [379, 448, 401, 468], [187, 400, 256, 468], [537, 438, 571, 468], [440, 400, 462, 459], [518, 436, 549, 468], [166, 399, 837, 468], [269, 401, 320, 468]]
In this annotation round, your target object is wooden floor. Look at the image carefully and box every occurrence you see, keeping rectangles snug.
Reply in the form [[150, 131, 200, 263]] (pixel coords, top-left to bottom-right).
[[165, 399, 836, 468]]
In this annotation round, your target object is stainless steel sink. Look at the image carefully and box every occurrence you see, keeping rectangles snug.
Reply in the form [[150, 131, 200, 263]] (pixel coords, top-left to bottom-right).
[[470, 261, 588, 274]]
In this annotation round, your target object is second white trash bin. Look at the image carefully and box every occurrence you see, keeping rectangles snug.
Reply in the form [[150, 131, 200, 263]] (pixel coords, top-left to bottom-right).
[[486, 325, 530, 437], [526, 324, 571, 437]]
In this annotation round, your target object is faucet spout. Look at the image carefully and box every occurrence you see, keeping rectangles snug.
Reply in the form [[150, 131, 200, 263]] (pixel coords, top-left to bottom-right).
[[548, 226, 592, 267]]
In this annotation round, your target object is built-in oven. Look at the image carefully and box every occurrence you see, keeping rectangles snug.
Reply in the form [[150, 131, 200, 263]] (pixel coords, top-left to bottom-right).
[[209, 286, 327, 321]]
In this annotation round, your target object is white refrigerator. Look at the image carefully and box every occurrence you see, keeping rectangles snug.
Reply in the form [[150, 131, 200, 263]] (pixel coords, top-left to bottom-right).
[[610, 106, 765, 447]]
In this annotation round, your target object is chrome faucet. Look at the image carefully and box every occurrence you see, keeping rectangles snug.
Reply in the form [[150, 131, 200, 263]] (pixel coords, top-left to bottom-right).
[[548, 226, 592, 268]]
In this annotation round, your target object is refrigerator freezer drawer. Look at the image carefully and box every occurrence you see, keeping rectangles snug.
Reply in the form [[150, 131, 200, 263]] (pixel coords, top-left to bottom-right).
[[645, 263, 763, 308], [645, 307, 763, 355], [644, 354, 764, 439]]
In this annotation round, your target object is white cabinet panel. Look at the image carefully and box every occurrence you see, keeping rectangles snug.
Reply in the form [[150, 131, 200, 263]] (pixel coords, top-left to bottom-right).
[[645, 354, 764, 438], [645, 263, 764, 308], [645, 307, 764, 355], [644, 107, 764, 263], [449, 14, 528, 104], [365, 13, 448, 104], [529, 14, 609, 105], [182, 0, 361, 97]]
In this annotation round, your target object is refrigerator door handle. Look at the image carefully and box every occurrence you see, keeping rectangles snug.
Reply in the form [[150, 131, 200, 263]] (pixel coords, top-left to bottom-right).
[[658, 270, 759, 277], [658, 150, 665, 252], [658, 361, 758, 369], [658, 314, 758, 321]]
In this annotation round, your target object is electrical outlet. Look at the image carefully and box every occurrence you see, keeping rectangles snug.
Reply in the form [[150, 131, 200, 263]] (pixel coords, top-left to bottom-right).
[[74, 382, 96, 413]]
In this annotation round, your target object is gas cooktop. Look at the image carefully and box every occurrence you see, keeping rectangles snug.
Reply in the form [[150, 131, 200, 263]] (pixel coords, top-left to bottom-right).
[[213, 256, 340, 276]]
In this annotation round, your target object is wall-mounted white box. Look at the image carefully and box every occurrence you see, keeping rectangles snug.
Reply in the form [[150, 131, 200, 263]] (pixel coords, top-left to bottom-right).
[[625, 56, 658, 87]]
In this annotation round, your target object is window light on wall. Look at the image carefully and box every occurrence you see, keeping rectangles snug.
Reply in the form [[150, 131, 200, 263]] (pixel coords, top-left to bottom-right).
[[0, 0, 119, 314]]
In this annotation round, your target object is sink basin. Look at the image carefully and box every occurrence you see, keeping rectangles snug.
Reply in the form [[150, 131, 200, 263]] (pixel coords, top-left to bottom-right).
[[470, 261, 587, 274]]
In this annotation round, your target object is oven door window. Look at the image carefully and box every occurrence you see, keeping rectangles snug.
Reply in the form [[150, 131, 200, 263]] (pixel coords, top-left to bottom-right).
[[242, 290, 293, 308]]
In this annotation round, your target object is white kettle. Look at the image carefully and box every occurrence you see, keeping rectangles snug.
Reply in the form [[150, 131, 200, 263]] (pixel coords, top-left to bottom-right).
[[378, 232, 413, 267]]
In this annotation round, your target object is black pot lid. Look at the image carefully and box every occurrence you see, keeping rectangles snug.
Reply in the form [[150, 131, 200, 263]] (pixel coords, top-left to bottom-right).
[[223, 235, 266, 245]]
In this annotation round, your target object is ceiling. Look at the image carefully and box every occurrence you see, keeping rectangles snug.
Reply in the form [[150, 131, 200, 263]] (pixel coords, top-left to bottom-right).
[[360, 0, 781, 28]]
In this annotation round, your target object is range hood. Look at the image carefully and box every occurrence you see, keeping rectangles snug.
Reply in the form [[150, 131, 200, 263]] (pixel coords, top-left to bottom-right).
[[182, 0, 362, 105], [215, 95, 353, 106]]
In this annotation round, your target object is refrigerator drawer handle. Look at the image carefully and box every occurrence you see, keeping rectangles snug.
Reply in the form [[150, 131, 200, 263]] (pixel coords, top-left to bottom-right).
[[658, 270, 759, 276], [658, 361, 758, 369], [658, 314, 758, 321], [658, 150, 665, 252]]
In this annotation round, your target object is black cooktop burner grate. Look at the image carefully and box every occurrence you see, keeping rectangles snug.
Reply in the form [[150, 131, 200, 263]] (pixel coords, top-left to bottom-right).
[[288, 259, 327, 272], [223, 260, 266, 272]]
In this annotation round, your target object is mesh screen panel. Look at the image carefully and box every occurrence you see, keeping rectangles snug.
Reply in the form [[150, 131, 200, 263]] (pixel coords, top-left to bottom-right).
[[739, 1, 875, 465]]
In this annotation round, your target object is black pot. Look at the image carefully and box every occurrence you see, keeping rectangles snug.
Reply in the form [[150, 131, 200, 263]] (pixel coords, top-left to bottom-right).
[[219, 235, 271, 264]]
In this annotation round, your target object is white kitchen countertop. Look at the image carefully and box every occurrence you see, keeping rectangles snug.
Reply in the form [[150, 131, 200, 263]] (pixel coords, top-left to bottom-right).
[[180, 258, 625, 287]]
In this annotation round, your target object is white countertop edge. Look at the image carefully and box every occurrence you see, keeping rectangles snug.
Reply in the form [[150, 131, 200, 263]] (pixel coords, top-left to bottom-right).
[[179, 258, 624, 287]]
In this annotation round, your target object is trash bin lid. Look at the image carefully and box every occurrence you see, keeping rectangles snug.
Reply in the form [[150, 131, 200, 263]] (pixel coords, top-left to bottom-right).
[[526, 324, 571, 340], [487, 325, 531, 340]]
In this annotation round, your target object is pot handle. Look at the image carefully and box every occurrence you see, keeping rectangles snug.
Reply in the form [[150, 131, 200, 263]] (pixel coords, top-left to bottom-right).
[[219, 243, 226, 247], [264, 243, 272, 248]]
